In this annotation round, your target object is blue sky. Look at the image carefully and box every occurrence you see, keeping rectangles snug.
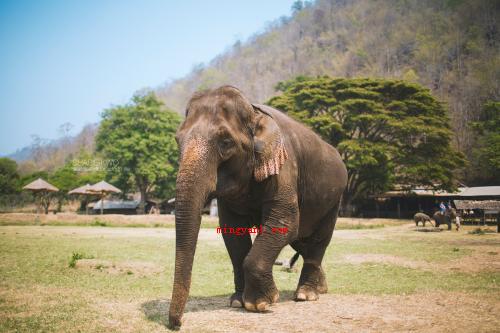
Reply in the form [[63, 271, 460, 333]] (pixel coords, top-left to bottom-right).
[[0, 0, 294, 156]]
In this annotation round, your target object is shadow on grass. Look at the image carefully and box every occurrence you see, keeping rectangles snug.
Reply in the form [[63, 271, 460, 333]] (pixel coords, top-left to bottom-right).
[[141, 290, 298, 327]]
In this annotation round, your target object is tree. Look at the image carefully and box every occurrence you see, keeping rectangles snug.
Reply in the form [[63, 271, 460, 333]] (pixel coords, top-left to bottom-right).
[[268, 76, 465, 215], [0, 158, 19, 195], [95, 91, 181, 213], [470, 101, 500, 185], [50, 163, 80, 212], [291, 0, 304, 13]]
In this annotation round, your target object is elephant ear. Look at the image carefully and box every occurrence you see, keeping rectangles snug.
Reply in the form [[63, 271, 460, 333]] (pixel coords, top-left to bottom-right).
[[251, 104, 289, 182]]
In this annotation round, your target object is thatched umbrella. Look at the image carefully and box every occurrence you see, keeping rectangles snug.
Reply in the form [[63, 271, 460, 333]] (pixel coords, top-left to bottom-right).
[[68, 184, 93, 215], [87, 181, 122, 215], [22, 178, 59, 215]]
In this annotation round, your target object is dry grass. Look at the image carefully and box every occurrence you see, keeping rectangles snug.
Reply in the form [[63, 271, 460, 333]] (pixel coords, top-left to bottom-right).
[[0, 221, 498, 332], [0, 213, 407, 230], [0, 212, 219, 228]]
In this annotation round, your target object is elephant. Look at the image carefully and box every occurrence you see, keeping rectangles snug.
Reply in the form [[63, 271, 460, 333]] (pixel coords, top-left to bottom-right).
[[168, 86, 347, 329], [414, 212, 433, 227], [432, 208, 457, 231]]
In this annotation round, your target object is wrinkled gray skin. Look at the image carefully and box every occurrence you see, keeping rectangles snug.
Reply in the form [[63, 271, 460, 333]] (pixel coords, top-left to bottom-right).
[[414, 212, 432, 227], [168, 86, 347, 329], [432, 209, 457, 230]]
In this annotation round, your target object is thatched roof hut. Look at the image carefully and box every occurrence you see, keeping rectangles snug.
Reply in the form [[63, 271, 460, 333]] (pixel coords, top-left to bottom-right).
[[87, 181, 121, 194], [22, 178, 59, 215], [87, 181, 121, 215], [68, 184, 92, 195], [22, 178, 59, 192], [454, 200, 500, 210]]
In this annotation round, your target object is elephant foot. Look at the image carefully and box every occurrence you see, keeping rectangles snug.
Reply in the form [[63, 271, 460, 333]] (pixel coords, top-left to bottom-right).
[[294, 263, 328, 302], [294, 285, 319, 301], [242, 288, 279, 312], [230, 292, 244, 308]]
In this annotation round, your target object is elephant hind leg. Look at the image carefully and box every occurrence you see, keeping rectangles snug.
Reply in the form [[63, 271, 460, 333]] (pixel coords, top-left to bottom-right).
[[293, 204, 338, 301]]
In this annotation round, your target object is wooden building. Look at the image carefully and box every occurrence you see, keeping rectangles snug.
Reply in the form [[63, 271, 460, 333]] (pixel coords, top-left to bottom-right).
[[454, 200, 500, 228], [363, 186, 500, 219]]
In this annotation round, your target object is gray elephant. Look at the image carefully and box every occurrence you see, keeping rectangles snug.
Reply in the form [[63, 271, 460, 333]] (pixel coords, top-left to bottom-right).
[[414, 212, 432, 227], [168, 86, 347, 329], [432, 208, 457, 231]]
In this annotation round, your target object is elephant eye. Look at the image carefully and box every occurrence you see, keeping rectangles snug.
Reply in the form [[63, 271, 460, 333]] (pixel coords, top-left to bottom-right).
[[219, 138, 233, 150]]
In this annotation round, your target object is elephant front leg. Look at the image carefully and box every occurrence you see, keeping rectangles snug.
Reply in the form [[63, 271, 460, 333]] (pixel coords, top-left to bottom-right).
[[242, 202, 298, 312], [219, 204, 252, 308], [242, 231, 285, 312]]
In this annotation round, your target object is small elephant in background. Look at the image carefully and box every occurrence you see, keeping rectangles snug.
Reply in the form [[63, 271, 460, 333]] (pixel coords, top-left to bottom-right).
[[414, 212, 433, 227]]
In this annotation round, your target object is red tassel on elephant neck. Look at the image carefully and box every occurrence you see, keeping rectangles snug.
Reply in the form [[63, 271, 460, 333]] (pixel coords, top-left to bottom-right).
[[254, 139, 288, 182]]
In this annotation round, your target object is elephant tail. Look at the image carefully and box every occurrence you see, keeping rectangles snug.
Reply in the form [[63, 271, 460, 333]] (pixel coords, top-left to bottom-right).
[[274, 252, 301, 269], [289, 252, 300, 269]]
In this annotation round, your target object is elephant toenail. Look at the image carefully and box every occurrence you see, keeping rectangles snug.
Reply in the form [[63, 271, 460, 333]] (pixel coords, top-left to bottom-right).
[[231, 299, 243, 308], [244, 302, 256, 311], [256, 302, 269, 312], [295, 292, 306, 301]]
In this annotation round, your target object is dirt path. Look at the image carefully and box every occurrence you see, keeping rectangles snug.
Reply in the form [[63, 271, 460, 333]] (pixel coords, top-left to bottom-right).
[[135, 292, 499, 333], [341, 251, 500, 273], [0, 225, 221, 240], [0, 225, 401, 241]]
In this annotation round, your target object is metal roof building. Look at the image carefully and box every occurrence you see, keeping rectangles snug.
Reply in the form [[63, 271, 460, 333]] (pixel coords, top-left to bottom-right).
[[363, 186, 500, 219]]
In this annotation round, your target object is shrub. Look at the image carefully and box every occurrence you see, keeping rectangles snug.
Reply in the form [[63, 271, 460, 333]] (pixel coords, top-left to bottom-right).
[[68, 252, 94, 268]]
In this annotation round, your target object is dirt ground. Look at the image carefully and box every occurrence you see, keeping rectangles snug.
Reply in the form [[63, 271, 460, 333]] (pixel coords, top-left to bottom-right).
[[84, 225, 497, 333], [341, 251, 500, 273], [0, 212, 178, 225], [143, 292, 498, 333]]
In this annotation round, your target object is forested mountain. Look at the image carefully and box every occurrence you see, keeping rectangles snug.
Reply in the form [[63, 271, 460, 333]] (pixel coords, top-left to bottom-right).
[[10, 0, 499, 184], [157, 0, 499, 180]]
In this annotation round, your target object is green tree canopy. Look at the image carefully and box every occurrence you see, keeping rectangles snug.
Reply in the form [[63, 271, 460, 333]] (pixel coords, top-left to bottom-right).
[[49, 162, 80, 212], [0, 158, 19, 195], [470, 101, 500, 185], [50, 163, 79, 192], [268, 76, 465, 213], [95, 91, 181, 213]]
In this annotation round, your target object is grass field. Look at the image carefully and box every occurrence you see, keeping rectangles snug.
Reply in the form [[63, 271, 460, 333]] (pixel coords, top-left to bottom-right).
[[0, 217, 498, 332]]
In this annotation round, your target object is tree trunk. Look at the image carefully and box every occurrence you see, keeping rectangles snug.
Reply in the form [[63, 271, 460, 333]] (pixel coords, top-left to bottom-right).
[[100, 193, 104, 215], [340, 192, 354, 217], [137, 185, 147, 214], [43, 194, 50, 214]]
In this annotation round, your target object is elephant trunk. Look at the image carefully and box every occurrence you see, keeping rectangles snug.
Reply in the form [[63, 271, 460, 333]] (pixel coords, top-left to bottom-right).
[[168, 138, 216, 329]]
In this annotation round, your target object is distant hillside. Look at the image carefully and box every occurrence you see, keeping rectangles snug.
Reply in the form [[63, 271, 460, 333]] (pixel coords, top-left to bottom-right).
[[10, 123, 98, 175], [11, 0, 499, 179], [6, 146, 34, 162], [157, 0, 499, 158]]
